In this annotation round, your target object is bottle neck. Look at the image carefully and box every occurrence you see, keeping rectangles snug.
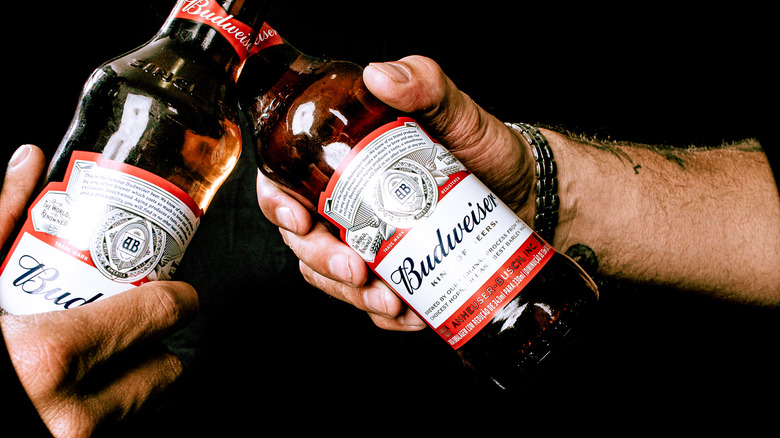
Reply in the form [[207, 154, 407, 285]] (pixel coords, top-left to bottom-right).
[[262, 39, 312, 75], [239, 32, 325, 99], [155, 0, 268, 81]]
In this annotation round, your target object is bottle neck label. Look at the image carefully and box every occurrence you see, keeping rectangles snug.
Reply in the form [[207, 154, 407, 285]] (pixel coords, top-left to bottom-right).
[[250, 22, 284, 56], [172, 0, 258, 61], [319, 117, 554, 349], [0, 152, 203, 315]]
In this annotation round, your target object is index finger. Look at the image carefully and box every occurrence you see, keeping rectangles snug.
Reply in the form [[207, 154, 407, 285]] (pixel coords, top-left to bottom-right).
[[6, 281, 200, 375], [256, 170, 313, 235], [82, 281, 198, 359]]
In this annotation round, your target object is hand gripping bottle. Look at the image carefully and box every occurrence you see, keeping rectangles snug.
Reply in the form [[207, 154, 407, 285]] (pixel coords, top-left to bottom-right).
[[239, 26, 598, 390]]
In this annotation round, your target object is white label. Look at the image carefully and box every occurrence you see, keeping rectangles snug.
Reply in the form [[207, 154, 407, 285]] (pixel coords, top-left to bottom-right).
[[0, 151, 202, 315], [319, 117, 554, 349], [374, 174, 533, 328], [0, 233, 132, 315]]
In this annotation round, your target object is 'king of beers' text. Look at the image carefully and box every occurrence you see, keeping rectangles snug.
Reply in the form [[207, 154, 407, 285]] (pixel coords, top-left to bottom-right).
[[389, 193, 499, 295]]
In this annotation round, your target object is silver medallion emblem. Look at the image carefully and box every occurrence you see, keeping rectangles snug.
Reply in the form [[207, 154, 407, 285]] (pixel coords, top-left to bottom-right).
[[90, 208, 165, 283], [372, 158, 438, 228]]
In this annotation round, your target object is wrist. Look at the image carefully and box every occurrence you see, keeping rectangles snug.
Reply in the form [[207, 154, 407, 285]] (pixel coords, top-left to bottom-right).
[[506, 123, 559, 244], [539, 129, 581, 251], [541, 128, 645, 266]]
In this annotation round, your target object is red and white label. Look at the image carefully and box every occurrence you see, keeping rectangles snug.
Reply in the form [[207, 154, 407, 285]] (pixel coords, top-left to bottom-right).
[[0, 152, 202, 315], [319, 118, 553, 349], [173, 0, 259, 61], [250, 22, 284, 56]]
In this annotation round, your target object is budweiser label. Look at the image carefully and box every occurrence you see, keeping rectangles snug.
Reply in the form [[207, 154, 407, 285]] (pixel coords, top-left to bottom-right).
[[0, 152, 202, 315], [319, 117, 554, 349], [173, 0, 258, 60], [250, 22, 284, 57]]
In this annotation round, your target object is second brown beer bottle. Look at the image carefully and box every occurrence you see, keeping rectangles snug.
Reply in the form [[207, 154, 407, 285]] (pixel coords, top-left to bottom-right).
[[0, 0, 267, 315], [240, 25, 599, 391]]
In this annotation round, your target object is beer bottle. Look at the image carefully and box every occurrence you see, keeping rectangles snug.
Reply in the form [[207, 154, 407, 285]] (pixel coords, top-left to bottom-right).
[[0, 0, 267, 315], [239, 27, 599, 390]]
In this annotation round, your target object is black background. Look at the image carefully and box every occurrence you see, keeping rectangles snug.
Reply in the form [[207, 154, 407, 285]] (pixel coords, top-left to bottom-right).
[[4, 1, 778, 434]]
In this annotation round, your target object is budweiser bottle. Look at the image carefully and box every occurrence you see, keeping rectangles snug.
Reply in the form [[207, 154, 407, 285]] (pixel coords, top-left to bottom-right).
[[0, 0, 267, 315], [239, 29, 599, 390]]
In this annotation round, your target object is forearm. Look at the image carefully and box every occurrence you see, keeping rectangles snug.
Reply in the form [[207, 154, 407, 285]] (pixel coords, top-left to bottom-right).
[[546, 129, 780, 304]]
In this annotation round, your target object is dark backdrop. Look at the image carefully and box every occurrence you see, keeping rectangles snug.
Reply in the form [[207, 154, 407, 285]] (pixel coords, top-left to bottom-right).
[[5, 1, 777, 434]]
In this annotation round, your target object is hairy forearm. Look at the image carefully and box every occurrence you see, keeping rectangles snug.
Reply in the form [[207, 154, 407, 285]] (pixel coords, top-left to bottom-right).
[[546, 129, 780, 304]]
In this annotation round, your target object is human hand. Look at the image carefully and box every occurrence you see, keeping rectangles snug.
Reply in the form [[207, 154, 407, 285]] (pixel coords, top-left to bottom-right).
[[0, 145, 199, 437], [257, 55, 536, 331]]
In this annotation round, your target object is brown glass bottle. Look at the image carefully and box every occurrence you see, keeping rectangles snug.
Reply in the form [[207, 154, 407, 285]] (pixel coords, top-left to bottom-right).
[[47, 1, 267, 207], [0, 1, 267, 315], [239, 36, 598, 391]]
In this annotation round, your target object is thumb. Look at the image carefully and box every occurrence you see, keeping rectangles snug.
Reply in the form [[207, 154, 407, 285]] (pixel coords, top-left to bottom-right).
[[363, 56, 450, 116], [363, 55, 484, 150], [0, 145, 46, 246], [363, 55, 534, 213]]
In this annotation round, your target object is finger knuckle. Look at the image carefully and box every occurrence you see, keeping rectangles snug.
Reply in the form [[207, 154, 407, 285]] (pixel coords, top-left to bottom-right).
[[44, 403, 102, 438], [145, 283, 191, 326]]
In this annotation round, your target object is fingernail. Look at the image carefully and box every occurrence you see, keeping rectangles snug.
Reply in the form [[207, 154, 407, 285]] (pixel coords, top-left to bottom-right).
[[367, 62, 411, 83], [400, 312, 425, 328], [275, 206, 297, 233], [278, 227, 291, 246], [363, 287, 388, 315], [328, 254, 353, 284], [8, 145, 32, 170]]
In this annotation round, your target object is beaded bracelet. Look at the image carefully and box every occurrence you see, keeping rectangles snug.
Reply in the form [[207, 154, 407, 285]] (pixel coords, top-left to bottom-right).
[[506, 123, 559, 244]]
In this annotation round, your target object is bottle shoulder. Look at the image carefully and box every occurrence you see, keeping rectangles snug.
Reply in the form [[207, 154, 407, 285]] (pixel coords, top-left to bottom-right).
[[48, 39, 243, 184], [88, 38, 237, 107], [249, 57, 385, 125], [75, 62, 237, 140]]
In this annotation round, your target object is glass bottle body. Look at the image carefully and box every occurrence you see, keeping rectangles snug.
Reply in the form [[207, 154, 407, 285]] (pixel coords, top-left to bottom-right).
[[242, 48, 598, 390]]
